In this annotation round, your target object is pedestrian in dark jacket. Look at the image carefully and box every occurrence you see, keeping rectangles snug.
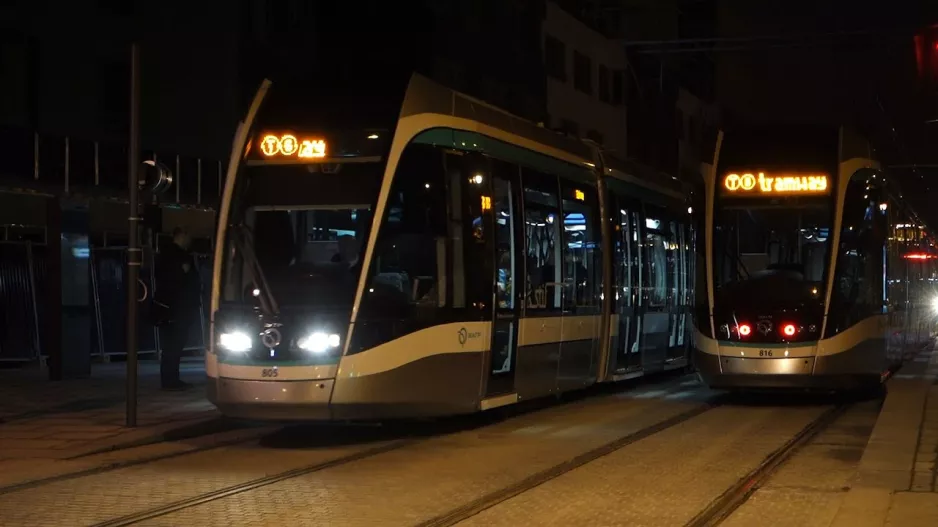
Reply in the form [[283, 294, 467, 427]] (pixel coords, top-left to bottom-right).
[[154, 227, 201, 390]]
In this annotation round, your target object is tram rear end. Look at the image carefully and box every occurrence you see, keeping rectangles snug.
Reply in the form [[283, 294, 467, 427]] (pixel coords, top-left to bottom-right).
[[693, 126, 932, 392]]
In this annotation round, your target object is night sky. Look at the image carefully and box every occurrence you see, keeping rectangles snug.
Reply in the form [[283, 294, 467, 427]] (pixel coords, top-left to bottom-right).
[[706, 0, 938, 225]]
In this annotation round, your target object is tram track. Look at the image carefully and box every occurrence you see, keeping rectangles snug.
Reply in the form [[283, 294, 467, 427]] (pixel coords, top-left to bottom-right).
[[416, 398, 723, 527], [88, 438, 419, 527], [0, 373, 698, 504], [79, 382, 715, 527], [683, 402, 852, 527], [0, 373, 696, 498], [0, 427, 270, 497]]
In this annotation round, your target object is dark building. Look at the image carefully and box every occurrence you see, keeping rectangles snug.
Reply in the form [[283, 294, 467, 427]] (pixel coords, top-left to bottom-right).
[[0, 0, 549, 200], [0, 0, 552, 370], [713, 0, 938, 223]]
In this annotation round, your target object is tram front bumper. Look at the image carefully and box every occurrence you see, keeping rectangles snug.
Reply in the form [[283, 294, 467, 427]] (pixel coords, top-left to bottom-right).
[[692, 349, 874, 391], [207, 377, 334, 421]]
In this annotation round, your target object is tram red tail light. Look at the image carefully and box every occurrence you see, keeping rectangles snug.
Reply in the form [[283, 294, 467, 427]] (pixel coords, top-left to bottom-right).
[[737, 323, 752, 337], [781, 324, 797, 337]]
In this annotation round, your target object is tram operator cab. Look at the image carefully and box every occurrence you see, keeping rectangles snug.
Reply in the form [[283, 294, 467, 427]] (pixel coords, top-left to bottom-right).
[[693, 126, 937, 392]]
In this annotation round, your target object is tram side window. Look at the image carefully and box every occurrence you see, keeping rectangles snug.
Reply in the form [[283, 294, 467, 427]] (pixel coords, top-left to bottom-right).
[[352, 143, 449, 352], [560, 184, 601, 310], [613, 199, 638, 310], [886, 206, 907, 308], [831, 177, 882, 326], [522, 168, 562, 311], [644, 213, 669, 308], [668, 220, 681, 307]]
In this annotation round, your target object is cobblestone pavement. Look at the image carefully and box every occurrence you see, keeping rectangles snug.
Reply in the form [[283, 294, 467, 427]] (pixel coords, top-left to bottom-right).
[[0, 361, 230, 489], [455, 402, 831, 527], [721, 399, 882, 527], [883, 348, 938, 526], [1, 366, 918, 527], [0, 374, 710, 526]]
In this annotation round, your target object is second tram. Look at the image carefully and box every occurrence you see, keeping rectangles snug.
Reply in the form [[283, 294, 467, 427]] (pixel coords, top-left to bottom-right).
[[207, 73, 696, 420], [693, 125, 937, 391]]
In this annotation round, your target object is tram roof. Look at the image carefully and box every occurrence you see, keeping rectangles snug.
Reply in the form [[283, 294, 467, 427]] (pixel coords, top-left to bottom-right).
[[398, 73, 687, 200]]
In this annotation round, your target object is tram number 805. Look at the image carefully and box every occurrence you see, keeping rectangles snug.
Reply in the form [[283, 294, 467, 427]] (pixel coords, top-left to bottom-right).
[[261, 368, 279, 378], [759, 349, 774, 357]]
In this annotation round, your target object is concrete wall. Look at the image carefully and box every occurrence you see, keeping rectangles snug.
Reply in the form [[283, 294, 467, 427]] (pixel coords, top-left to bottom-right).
[[676, 88, 721, 178], [542, 1, 628, 154]]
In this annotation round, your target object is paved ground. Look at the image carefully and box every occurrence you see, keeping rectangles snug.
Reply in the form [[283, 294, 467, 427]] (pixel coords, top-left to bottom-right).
[[828, 345, 938, 527], [0, 360, 248, 489], [0, 347, 936, 526]]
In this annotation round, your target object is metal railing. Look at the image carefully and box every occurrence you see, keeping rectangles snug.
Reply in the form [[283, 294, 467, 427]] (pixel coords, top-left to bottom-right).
[[0, 126, 225, 207], [0, 227, 209, 362]]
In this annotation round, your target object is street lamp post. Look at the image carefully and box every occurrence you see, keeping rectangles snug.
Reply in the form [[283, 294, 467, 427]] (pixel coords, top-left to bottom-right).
[[125, 43, 174, 428], [126, 42, 141, 428]]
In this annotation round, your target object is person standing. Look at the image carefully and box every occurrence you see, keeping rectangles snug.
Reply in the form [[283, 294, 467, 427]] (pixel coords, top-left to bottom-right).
[[154, 227, 201, 390]]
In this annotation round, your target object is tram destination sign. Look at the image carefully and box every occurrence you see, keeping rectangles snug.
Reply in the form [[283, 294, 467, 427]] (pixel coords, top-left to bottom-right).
[[720, 171, 830, 197], [258, 133, 327, 159]]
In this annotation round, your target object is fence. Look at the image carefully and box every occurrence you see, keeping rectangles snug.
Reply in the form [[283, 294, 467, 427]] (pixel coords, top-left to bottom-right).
[[0, 228, 210, 362], [0, 242, 44, 361], [0, 126, 225, 207]]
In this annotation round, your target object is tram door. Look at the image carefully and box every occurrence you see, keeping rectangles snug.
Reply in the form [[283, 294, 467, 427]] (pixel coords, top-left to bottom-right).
[[613, 199, 643, 373], [484, 159, 522, 397], [640, 206, 671, 372]]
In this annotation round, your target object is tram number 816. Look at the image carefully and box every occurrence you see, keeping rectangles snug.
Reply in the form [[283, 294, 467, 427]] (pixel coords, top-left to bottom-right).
[[759, 349, 773, 357]]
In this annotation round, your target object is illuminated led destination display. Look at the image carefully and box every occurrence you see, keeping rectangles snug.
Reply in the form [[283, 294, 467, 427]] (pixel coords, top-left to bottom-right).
[[258, 133, 327, 159], [721, 172, 829, 195]]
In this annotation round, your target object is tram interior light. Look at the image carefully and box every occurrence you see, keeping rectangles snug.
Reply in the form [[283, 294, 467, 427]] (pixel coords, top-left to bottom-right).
[[219, 331, 252, 353], [298, 332, 341, 354]]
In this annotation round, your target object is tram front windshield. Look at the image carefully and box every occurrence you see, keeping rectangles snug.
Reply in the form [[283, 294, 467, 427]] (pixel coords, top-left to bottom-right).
[[712, 202, 832, 305], [220, 163, 382, 312]]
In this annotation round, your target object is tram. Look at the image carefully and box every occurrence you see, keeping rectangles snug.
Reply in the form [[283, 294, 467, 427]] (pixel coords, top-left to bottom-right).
[[207, 73, 695, 420], [693, 125, 938, 391]]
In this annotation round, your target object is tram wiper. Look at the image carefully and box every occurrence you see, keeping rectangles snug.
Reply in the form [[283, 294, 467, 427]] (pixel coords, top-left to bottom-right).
[[734, 251, 751, 280], [722, 245, 750, 281], [231, 224, 280, 316]]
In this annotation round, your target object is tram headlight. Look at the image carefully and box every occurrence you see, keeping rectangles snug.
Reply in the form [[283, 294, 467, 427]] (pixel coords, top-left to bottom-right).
[[218, 331, 252, 353], [297, 332, 341, 354], [932, 296, 938, 313]]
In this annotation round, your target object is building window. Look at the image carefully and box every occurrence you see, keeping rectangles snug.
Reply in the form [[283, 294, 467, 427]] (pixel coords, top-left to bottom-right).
[[612, 70, 624, 105], [573, 51, 591, 94], [599, 65, 610, 103], [544, 35, 566, 81]]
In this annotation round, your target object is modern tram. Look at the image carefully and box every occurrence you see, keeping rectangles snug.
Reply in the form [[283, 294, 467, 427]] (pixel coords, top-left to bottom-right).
[[693, 125, 938, 391], [207, 73, 696, 420]]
